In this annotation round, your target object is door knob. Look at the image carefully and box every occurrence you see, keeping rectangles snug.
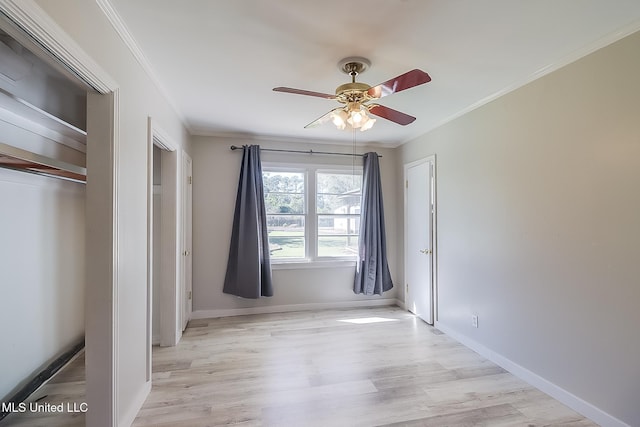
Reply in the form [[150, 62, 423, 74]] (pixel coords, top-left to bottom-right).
[[419, 249, 432, 255]]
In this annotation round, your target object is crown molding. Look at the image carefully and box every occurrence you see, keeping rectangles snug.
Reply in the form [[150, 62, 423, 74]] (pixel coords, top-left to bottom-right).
[[191, 129, 398, 149], [95, 0, 191, 132], [400, 19, 640, 146]]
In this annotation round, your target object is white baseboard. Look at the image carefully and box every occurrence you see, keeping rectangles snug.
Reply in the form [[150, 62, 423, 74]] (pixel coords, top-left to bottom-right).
[[434, 321, 630, 427], [191, 298, 402, 320], [119, 380, 151, 427]]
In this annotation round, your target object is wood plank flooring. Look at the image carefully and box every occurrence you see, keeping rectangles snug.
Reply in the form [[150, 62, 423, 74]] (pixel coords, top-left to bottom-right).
[[3, 307, 596, 426]]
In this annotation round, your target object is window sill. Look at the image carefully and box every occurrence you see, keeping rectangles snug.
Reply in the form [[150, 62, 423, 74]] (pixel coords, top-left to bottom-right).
[[271, 259, 357, 270]]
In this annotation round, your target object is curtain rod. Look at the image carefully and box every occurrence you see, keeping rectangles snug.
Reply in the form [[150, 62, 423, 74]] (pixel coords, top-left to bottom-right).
[[229, 145, 381, 158]]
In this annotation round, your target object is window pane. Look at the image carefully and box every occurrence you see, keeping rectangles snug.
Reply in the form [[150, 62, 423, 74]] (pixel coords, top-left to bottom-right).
[[265, 193, 304, 214], [317, 172, 361, 194], [263, 170, 306, 259], [268, 236, 305, 258], [316, 194, 361, 214], [267, 215, 304, 258], [266, 215, 304, 232], [318, 215, 360, 235], [318, 236, 359, 257], [263, 172, 305, 193]]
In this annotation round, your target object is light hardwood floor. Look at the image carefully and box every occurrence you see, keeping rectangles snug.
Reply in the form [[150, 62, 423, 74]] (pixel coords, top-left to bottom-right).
[[4, 307, 596, 426]]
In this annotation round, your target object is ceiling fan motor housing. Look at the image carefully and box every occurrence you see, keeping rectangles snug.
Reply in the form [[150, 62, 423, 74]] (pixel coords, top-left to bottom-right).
[[335, 57, 373, 103], [335, 82, 372, 103]]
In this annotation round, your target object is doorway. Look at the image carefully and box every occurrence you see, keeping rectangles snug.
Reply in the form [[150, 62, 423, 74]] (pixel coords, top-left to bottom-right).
[[147, 118, 183, 349], [181, 152, 192, 331], [404, 157, 436, 324]]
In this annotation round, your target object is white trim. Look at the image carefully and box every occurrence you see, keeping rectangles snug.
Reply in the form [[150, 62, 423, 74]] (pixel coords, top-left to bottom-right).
[[145, 118, 153, 383], [118, 380, 151, 427], [156, 128, 181, 347], [400, 20, 640, 146], [95, 0, 188, 130], [191, 299, 401, 320], [202, 131, 397, 149], [271, 260, 356, 270], [150, 118, 177, 152], [435, 321, 631, 427], [180, 150, 193, 330], [110, 88, 120, 426], [85, 89, 119, 426], [0, 0, 117, 93]]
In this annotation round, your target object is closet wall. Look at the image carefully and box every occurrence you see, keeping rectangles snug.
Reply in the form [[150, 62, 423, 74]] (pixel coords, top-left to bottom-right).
[[0, 28, 87, 400]]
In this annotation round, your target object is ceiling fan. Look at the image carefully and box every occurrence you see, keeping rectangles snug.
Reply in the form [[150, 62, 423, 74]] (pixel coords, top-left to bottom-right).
[[273, 57, 431, 132]]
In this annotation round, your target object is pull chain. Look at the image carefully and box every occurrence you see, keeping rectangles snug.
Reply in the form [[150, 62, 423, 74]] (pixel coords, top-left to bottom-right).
[[352, 127, 356, 178]]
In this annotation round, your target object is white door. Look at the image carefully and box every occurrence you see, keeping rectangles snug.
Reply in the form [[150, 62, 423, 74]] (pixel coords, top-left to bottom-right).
[[181, 153, 193, 330], [405, 159, 434, 324]]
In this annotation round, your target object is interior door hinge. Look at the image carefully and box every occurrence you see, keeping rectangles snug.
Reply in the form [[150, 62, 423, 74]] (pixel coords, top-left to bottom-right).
[[406, 283, 409, 293], [405, 180, 408, 189], [188, 291, 192, 300], [188, 176, 192, 184]]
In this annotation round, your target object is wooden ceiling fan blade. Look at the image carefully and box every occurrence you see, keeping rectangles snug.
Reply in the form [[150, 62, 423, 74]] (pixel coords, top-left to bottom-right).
[[273, 87, 336, 99], [304, 109, 340, 128], [367, 69, 431, 99], [368, 104, 416, 125]]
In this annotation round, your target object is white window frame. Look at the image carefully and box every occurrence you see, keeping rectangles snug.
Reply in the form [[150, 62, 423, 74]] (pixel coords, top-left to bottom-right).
[[262, 162, 362, 268]]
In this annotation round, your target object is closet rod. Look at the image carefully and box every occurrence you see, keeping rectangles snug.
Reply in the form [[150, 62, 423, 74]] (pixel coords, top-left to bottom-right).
[[0, 142, 86, 183], [229, 145, 381, 158]]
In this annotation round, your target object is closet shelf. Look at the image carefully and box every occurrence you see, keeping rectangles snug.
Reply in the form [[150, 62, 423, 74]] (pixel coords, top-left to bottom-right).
[[0, 142, 86, 183], [0, 87, 86, 145]]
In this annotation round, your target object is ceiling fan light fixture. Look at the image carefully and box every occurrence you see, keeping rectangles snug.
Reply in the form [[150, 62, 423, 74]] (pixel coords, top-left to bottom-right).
[[330, 109, 348, 130], [345, 104, 375, 131], [360, 117, 376, 132]]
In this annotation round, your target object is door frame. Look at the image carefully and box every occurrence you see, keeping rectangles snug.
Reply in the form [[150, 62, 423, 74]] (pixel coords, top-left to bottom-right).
[[181, 151, 193, 331], [403, 155, 438, 323], [147, 117, 182, 348], [0, 0, 120, 424]]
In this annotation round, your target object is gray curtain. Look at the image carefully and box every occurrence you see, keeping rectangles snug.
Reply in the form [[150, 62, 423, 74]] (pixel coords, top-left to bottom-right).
[[223, 145, 273, 298], [354, 152, 394, 295]]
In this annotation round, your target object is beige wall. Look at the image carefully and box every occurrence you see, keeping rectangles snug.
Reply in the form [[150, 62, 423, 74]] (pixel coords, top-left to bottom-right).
[[399, 30, 640, 425], [191, 136, 399, 314]]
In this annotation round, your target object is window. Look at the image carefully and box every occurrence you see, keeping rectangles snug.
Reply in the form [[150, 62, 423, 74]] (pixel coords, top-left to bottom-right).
[[263, 165, 362, 262], [316, 172, 361, 257], [263, 170, 305, 259]]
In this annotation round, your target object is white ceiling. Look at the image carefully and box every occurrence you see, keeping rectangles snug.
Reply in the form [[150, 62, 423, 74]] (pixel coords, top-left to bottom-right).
[[108, 0, 640, 146]]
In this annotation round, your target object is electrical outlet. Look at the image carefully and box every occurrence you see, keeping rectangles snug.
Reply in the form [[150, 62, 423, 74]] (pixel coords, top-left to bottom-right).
[[472, 315, 479, 328]]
